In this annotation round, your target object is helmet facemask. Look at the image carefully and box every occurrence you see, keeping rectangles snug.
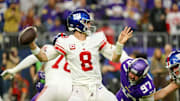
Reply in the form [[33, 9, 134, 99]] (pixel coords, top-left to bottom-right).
[[168, 63, 180, 83], [128, 68, 145, 85], [80, 19, 96, 36], [166, 50, 180, 84]]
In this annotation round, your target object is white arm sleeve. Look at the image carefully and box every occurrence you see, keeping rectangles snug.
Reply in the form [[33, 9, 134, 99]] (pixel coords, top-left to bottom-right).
[[139, 95, 154, 101], [12, 55, 39, 73]]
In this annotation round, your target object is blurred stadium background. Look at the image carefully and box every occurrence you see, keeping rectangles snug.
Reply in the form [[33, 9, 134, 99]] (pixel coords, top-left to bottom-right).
[[0, 0, 180, 101]]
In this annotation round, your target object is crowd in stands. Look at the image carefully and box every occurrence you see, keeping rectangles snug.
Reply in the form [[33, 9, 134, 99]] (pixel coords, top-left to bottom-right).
[[0, 0, 180, 35], [0, 47, 29, 101]]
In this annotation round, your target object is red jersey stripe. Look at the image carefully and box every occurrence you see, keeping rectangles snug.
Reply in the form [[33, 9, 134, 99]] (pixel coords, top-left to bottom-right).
[[55, 46, 66, 55], [99, 41, 107, 51], [55, 44, 64, 49]]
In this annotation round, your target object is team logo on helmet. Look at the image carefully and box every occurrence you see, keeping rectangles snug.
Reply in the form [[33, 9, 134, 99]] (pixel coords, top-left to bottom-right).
[[67, 9, 96, 35]]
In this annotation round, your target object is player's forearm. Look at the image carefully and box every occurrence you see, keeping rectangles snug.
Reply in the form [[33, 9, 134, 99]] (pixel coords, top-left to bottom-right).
[[29, 41, 38, 50], [112, 42, 124, 62], [29, 42, 48, 62], [12, 55, 39, 73], [154, 82, 179, 100], [112, 52, 122, 62], [35, 50, 49, 62], [112, 26, 133, 62]]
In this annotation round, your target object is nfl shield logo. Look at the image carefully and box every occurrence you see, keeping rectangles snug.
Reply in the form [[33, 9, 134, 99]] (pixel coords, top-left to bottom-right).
[[69, 44, 76, 50]]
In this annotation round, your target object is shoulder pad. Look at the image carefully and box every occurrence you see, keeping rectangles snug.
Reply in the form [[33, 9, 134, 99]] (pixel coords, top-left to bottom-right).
[[53, 33, 68, 45]]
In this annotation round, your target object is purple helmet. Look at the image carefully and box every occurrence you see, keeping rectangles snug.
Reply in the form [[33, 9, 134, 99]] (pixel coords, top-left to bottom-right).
[[128, 58, 150, 83]]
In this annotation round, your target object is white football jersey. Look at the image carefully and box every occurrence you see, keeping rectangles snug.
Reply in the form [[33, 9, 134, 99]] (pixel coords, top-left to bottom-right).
[[54, 32, 115, 85], [41, 45, 71, 85], [166, 12, 180, 34]]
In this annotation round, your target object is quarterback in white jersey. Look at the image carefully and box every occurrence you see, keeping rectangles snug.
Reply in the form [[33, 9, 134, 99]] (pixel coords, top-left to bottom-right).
[[55, 31, 113, 86], [1, 44, 72, 101], [28, 9, 133, 101]]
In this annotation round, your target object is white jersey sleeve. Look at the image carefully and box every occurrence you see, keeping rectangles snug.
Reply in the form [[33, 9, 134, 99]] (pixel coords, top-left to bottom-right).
[[100, 43, 116, 61], [41, 44, 59, 61], [96, 31, 131, 62], [54, 37, 68, 56], [96, 31, 115, 61]]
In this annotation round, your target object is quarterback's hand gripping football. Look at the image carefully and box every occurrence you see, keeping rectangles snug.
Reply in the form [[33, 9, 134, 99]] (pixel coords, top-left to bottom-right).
[[1, 69, 15, 80], [118, 26, 133, 45], [18, 26, 37, 45]]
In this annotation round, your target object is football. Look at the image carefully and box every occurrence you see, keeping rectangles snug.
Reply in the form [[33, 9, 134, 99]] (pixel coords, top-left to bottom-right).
[[18, 26, 37, 45]]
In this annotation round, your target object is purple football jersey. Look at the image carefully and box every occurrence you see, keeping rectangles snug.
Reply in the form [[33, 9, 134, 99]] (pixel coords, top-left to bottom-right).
[[31, 92, 40, 101], [116, 59, 155, 101]]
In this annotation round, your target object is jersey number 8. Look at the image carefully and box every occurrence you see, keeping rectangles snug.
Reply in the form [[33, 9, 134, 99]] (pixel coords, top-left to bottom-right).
[[80, 51, 93, 71]]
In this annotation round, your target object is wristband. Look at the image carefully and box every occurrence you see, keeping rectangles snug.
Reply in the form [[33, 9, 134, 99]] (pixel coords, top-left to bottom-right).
[[31, 47, 40, 55], [115, 42, 124, 55]]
